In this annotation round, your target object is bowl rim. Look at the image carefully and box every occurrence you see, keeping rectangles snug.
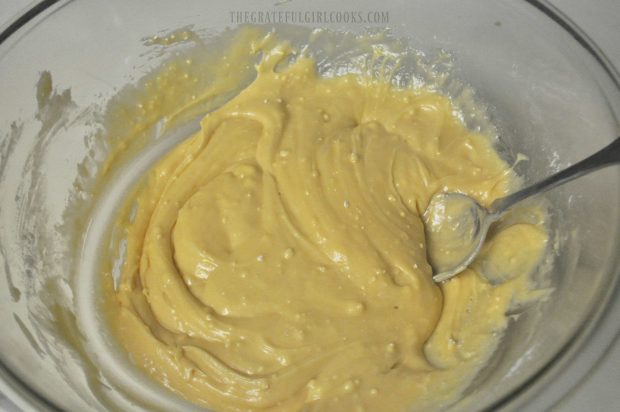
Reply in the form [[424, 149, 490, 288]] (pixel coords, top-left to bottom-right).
[[0, 0, 618, 411]]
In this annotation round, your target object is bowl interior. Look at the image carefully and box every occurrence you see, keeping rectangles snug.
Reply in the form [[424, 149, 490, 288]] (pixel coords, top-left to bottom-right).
[[0, 0, 618, 411]]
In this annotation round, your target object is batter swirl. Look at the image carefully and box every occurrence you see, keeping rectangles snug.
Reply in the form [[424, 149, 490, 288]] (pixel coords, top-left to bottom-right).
[[109, 37, 548, 411]]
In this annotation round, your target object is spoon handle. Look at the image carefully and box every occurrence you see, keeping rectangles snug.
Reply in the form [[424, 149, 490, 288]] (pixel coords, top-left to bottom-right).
[[489, 136, 620, 215]]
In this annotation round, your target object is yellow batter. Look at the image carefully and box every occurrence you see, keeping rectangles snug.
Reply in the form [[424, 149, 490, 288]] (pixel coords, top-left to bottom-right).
[[107, 32, 548, 411]]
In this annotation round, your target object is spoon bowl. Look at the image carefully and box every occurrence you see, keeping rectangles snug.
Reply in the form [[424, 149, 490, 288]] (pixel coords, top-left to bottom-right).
[[423, 193, 498, 282]]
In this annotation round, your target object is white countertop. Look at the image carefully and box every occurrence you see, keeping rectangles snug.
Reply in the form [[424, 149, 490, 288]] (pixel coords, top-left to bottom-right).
[[543, 1, 620, 410], [0, 0, 618, 411]]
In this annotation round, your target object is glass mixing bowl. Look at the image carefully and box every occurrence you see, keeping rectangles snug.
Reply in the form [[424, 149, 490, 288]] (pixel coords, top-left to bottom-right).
[[0, 0, 618, 411]]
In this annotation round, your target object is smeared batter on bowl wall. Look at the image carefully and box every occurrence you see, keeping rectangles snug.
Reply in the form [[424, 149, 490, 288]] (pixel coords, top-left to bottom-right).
[[106, 28, 548, 411]]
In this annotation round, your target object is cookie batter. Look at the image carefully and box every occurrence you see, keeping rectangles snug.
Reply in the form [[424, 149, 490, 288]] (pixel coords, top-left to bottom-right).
[[107, 33, 548, 411]]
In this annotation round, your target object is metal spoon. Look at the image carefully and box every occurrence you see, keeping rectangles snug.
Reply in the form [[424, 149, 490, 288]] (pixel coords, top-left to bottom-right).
[[424, 136, 620, 283]]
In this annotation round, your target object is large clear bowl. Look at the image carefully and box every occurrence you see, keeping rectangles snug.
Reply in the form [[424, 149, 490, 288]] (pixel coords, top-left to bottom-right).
[[0, 0, 618, 411]]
